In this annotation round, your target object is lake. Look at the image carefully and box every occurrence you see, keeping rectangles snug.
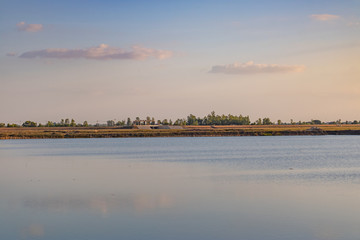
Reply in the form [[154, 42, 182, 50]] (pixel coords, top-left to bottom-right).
[[1, 136, 360, 240]]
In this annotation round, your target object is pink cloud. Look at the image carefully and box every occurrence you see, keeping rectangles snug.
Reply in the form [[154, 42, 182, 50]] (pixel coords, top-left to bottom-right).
[[347, 21, 360, 27], [19, 44, 173, 60], [6, 52, 17, 57], [16, 22, 43, 32], [210, 61, 305, 74], [310, 14, 340, 21]]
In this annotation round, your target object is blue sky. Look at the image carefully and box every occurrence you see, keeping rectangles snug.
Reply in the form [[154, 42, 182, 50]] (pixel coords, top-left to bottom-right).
[[1, 0, 359, 123]]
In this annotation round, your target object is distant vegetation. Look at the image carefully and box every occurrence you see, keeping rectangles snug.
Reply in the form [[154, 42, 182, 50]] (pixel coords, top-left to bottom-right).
[[1, 112, 359, 128]]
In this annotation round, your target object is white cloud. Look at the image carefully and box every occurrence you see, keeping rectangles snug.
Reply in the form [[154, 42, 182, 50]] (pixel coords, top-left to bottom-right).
[[19, 44, 173, 60], [310, 14, 340, 21], [16, 21, 43, 32], [210, 61, 305, 74]]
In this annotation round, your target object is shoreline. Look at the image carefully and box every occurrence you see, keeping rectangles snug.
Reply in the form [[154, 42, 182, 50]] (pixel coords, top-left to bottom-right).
[[1, 125, 360, 139]]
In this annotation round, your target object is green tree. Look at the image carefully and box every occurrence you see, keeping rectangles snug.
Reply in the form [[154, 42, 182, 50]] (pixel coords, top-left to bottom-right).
[[70, 119, 76, 127], [146, 116, 151, 125], [135, 117, 140, 125], [22, 121, 37, 127], [83, 121, 89, 127], [116, 120, 125, 126], [0, 123, 5, 127], [7, 123, 20, 127], [45, 121, 54, 127], [174, 119, 185, 125], [107, 120, 115, 127], [311, 119, 322, 125], [262, 118, 272, 125], [64, 118, 70, 127], [187, 114, 198, 125], [126, 118, 132, 126]]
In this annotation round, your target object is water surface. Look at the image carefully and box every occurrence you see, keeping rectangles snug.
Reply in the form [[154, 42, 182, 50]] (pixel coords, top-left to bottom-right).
[[1, 136, 360, 240]]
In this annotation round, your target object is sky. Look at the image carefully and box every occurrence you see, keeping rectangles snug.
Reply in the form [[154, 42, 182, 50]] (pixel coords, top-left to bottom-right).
[[1, 0, 360, 124]]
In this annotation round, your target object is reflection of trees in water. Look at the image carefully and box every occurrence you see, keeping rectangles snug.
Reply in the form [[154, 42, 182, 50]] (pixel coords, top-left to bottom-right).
[[22, 193, 174, 216], [21, 224, 45, 238]]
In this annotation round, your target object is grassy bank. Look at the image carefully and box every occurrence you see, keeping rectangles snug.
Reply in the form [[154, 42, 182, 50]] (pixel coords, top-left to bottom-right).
[[1, 125, 360, 139]]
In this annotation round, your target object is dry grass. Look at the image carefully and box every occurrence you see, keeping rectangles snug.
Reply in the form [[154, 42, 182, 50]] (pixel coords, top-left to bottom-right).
[[1, 125, 360, 139], [185, 124, 360, 132]]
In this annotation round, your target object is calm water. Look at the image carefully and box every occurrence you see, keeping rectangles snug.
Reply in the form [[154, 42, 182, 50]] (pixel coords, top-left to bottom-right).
[[1, 136, 360, 240]]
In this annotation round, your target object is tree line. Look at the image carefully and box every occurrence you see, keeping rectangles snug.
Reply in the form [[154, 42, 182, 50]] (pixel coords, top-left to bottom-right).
[[1, 119, 89, 128], [1, 112, 359, 128]]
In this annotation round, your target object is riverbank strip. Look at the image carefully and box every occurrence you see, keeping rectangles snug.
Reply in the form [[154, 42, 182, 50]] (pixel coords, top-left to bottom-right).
[[1, 125, 360, 139]]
